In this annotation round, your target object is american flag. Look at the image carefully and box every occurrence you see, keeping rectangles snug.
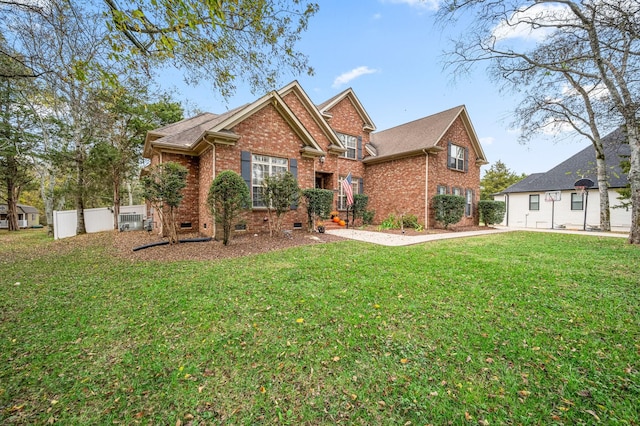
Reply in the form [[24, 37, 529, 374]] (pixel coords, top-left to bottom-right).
[[342, 172, 354, 207]]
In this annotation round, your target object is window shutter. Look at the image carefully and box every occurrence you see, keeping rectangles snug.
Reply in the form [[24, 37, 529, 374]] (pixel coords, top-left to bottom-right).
[[241, 151, 251, 189], [447, 141, 452, 169], [464, 147, 469, 172], [357, 136, 363, 160], [289, 158, 298, 209], [359, 178, 364, 195]]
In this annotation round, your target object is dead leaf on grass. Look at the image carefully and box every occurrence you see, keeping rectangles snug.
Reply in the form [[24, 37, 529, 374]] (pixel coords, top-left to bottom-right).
[[584, 409, 600, 421]]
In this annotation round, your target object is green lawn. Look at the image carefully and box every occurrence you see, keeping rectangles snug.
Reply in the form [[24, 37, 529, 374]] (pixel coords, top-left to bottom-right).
[[1, 230, 638, 424]]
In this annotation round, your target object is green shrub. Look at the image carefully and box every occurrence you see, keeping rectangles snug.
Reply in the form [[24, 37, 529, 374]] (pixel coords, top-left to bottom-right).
[[432, 194, 465, 229], [207, 170, 250, 245], [262, 171, 300, 237], [142, 162, 188, 245], [302, 188, 334, 231], [377, 213, 423, 230], [378, 214, 398, 230], [478, 200, 506, 226], [401, 214, 420, 229], [362, 209, 375, 225], [352, 194, 369, 224]]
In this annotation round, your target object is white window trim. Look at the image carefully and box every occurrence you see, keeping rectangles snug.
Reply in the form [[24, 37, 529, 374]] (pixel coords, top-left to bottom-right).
[[337, 133, 357, 159], [251, 154, 288, 208], [449, 143, 465, 171], [338, 176, 360, 210]]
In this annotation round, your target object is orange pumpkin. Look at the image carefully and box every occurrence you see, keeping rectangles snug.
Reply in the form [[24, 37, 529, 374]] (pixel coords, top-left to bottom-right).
[[333, 217, 340, 223], [339, 220, 346, 226]]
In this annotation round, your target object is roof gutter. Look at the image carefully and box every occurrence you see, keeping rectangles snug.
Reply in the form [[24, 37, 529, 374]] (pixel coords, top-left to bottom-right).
[[363, 146, 444, 165]]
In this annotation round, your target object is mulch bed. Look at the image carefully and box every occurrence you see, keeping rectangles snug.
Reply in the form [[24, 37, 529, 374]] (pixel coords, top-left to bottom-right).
[[112, 229, 346, 262], [110, 225, 494, 262]]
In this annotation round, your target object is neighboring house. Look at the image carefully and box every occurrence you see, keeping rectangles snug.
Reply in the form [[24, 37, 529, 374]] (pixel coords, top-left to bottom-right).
[[143, 81, 488, 236], [0, 204, 40, 229], [494, 127, 631, 232]]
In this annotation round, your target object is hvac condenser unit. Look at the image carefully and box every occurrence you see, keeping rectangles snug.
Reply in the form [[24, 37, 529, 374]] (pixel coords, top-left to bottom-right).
[[118, 213, 143, 231]]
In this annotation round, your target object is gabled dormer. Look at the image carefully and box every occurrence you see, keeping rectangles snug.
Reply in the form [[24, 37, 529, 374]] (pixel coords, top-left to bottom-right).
[[317, 88, 376, 161]]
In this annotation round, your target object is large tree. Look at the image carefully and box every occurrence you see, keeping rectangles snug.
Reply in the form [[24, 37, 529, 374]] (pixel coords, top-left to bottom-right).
[[1, 0, 318, 97], [480, 160, 526, 200], [512, 65, 615, 231], [88, 85, 183, 228], [6, 2, 115, 235], [0, 44, 37, 231], [438, 0, 640, 243]]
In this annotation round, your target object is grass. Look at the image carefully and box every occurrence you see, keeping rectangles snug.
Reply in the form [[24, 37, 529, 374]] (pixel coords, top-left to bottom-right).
[[1, 229, 639, 425]]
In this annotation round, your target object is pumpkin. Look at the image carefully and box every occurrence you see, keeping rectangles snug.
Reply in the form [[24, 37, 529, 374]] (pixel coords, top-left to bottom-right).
[[339, 220, 346, 226], [333, 217, 340, 223]]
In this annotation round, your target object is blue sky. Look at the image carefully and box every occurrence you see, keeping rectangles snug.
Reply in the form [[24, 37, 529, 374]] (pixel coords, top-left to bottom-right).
[[157, 0, 592, 176]]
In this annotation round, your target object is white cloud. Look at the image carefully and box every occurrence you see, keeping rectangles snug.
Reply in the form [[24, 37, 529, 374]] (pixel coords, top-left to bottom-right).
[[332, 66, 378, 88], [491, 3, 573, 42], [479, 136, 495, 146], [373, 13, 382, 20], [383, 0, 440, 11], [561, 82, 610, 101]]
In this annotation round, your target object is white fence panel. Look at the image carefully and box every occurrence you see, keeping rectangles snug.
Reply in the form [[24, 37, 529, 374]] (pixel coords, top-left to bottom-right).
[[53, 205, 146, 240], [53, 209, 78, 240], [85, 207, 115, 234]]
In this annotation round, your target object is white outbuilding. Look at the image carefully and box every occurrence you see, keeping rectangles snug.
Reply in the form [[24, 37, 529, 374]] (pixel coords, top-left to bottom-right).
[[494, 128, 631, 233]]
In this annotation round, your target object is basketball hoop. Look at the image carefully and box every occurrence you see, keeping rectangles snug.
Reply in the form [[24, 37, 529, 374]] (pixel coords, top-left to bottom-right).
[[573, 178, 594, 232]]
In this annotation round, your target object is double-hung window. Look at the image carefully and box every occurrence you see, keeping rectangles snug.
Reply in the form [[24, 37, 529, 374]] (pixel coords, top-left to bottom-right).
[[337, 133, 357, 159], [252, 155, 288, 208], [437, 185, 447, 195], [338, 175, 360, 210], [571, 193, 583, 210], [465, 189, 474, 217], [448, 143, 467, 171], [529, 194, 540, 211]]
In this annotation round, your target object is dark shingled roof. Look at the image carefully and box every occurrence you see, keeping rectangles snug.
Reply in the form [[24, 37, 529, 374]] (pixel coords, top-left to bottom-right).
[[499, 127, 630, 194], [369, 106, 467, 159], [0, 204, 39, 214]]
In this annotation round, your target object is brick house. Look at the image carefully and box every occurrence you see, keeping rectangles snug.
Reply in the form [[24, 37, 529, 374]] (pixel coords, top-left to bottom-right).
[[143, 81, 487, 236]]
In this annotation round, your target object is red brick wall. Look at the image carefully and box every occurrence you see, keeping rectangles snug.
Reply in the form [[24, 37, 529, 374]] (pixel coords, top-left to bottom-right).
[[215, 103, 313, 233], [365, 116, 481, 228], [324, 97, 369, 210], [365, 155, 427, 224], [198, 146, 214, 236], [281, 92, 332, 150], [427, 117, 481, 227]]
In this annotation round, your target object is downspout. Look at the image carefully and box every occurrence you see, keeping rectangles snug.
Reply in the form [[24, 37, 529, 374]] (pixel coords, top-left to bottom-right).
[[505, 193, 509, 226], [423, 149, 429, 229], [206, 141, 216, 237]]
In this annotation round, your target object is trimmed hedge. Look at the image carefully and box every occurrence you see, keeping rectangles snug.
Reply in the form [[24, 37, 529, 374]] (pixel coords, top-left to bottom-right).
[[432, 194, 465, 229], [478, 200, 506, 226], [302, 188, 334, 231]]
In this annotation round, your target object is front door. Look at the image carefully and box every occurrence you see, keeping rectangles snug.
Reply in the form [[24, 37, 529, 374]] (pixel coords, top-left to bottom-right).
[[315, 172, 333, 190]]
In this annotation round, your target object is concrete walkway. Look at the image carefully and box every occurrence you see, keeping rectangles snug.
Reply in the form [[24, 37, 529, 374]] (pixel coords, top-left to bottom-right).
[[325, 226, 627, 247]]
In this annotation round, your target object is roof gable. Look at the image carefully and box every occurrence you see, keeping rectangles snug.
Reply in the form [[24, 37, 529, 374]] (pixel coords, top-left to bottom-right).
[[317, 88, 376, 132], [278, 81, 345, 154], [144, 82, 326, 158], [367, 105, 487, 163], [500, 127, 630, 193]]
